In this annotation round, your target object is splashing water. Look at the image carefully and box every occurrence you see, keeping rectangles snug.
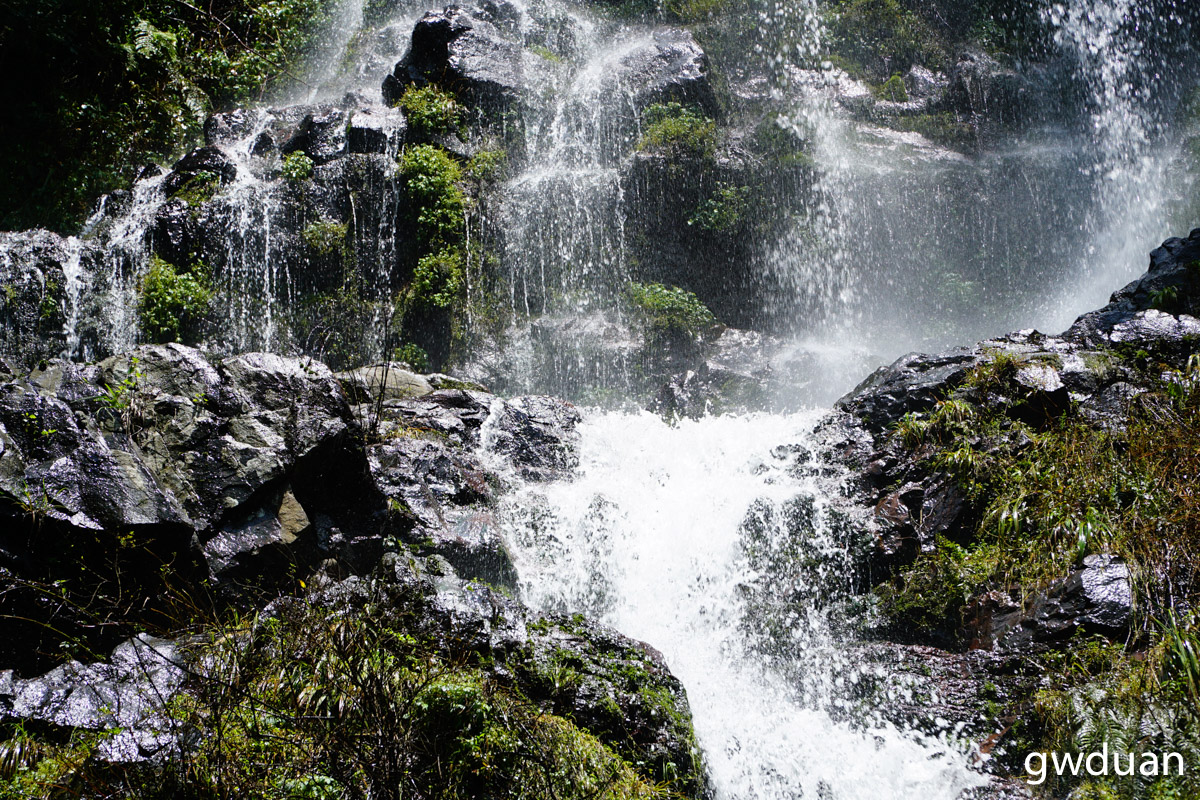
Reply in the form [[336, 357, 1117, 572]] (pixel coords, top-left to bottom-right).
[[499, 411, 989, 799]]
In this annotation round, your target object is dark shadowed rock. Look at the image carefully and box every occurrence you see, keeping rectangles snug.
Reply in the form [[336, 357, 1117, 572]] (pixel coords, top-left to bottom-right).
[[0, 230, 73, 369], [347, 105, 407, 154], [162, 147, 238, 196], [615, 29, 719, 116], [282, 109, 349, 164], [383, 6, 524, 114]]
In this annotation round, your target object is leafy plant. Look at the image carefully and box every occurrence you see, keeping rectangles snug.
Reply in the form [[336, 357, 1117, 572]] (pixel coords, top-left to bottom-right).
[[137, 256, 212, 344], [410, 249, 465, 308], [688, 184, 750, 232], [875, 73, 908, 102], [399, 144, 466, 251], [627, 282, 716, 334], [282, 151, 315, 182], [301, 219, 347, 255], [397, 83, 464, 138]]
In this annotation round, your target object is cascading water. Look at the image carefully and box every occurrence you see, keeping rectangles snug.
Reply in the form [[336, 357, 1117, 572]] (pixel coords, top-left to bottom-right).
[[765, 0, 1197, 363], [495, 411, 989, 799]]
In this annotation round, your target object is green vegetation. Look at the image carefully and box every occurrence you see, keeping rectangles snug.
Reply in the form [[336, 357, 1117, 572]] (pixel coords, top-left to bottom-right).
[[393, 343, 431, 372], [627, 282, 716, 335], [171, 170, 221, 208], [400, 145, 466, 252], [396, 83, 464, 138], [875, 73, 908, 102], [282, 151, 315, 182], [887, 112, 977, 152], [466, 148, 508, 183], [411, 250, 466, 309], [637, 104, 717, 160], [302, 220, 348, 256], [664, 0, 730, 24], [0, 0, 336, 232], [137, 256, 213, 344], [688, 184, 749, 233], [0, 600, 678, 800], [825, 0, 946, 80], [875, 350, 1200, 797], [528, 44, 563, 63]]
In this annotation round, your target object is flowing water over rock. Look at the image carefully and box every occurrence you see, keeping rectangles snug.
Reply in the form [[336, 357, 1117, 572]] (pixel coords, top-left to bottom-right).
[[498, 411, 990, 798]]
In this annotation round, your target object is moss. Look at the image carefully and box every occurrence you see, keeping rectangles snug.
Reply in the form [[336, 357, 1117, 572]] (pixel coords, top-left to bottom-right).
[[466, 148, 507, 182], [528, 44, 563, 63], [636, 103, 717, 160], [627, 282, 716, 334], [301, 219, 348, 256], [664, 0, 729, 23], [397, 83, 464, 138], [886, 112, 977, 151], [282, 150, 314, 182], [137, 255, 212, 344], [875, 73, 908, 102], [825, 0, 947, 79], [171, 169, 220, 207]]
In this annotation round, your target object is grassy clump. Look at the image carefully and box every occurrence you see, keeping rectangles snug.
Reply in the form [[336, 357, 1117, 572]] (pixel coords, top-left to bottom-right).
[[627, 282, 716, 335], [637, 104, 717, 160], [137, 255, 212, 344], [397, 83, 464, 138], [282, 151, 315, 182], [411, 249, 465, 309], [302, 220, 348, 256]]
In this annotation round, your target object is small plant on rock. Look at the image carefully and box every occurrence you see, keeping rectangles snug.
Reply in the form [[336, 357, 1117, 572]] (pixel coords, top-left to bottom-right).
[[282, 150, 315, 182], [637, 103, 717, 159], [398, 83, 464, 138], [137, 256, 212, 344]]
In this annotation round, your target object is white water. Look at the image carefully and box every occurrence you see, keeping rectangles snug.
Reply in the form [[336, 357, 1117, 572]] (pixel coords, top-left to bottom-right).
[[499, 411, 988, 799]]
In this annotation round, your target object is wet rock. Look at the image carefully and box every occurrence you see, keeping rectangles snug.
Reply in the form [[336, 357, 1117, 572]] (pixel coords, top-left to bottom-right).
[[338, 362, 434, 402], [968, 556, 1134, 653], [347, 105, 407, 154], [162, 146, 238, 196], [0, 230, 73, 369], [383, 6, 525, 114], [282, 109, 349, 164], [485, 395, 581, 481], [615, 29, 720, 117], [0, 634, 188, 762], [942, 50, 1030, 129], [836, 348, 977, 436]]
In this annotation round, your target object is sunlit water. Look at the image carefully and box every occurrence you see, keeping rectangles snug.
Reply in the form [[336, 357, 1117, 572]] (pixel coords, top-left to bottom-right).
[[496, 410, 989, 799]]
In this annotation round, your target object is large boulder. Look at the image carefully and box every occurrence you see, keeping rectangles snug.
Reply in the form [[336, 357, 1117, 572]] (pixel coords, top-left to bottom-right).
[[382, 6, 525, 114], [612, 29, 720, 117]]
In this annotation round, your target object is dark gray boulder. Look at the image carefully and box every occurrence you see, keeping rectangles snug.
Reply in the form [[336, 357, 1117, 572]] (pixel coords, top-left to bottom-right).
[[615, 28, 720, 117], [382, 6, 525, 114]]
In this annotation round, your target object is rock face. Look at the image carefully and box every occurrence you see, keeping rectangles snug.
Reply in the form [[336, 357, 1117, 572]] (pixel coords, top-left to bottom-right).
[[0, 344, 579, 672], [612, 29, 720, 116], [0, 345, 709, 792], [0, 231, 71, 371], [816, 229, 1200, 640]]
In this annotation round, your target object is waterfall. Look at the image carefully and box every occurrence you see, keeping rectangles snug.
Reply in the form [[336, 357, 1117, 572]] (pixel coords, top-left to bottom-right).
[[1040, 0, 1194, 329], [496, 410, 989, 799]]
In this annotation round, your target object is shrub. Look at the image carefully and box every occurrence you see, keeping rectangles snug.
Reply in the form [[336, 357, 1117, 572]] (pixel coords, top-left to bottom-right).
[[627, 282, 716, 334], [399, 145, 466, 251], [688, 184, 750, 233], [411, 249, 466, 308], [137, 256, 212, 344], [397, 83, 464, 137], [636, 103, 717, 159], [282, 151, 315, 182], [466, 148, 507, 182], [393, 343, 430, 372]]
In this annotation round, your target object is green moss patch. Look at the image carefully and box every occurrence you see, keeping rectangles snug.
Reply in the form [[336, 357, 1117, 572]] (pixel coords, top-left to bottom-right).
[[636, 103, 717, 160]]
